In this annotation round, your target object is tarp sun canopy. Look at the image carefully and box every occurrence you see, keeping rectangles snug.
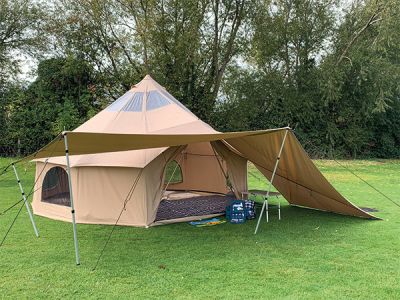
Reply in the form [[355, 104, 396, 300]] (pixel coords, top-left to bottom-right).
[[30, 127, 375, 220], [28, 128, 283, 159]]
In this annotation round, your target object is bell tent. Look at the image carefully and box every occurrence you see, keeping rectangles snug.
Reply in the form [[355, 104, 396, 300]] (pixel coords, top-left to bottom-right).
[[31, 75, 374, 228]]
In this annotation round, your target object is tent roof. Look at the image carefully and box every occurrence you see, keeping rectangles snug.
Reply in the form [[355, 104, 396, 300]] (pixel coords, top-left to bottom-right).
[[42, 75, 217, 167], [75, 74, 215, 135]]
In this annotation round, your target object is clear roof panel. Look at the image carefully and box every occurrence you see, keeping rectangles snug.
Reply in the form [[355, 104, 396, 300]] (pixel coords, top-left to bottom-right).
[[106, 91, 133, 111], [146, 91, 171, 111], [122, 92, 144, 112]]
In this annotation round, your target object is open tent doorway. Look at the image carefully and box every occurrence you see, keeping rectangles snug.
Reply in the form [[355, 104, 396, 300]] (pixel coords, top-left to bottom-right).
[[154, 141, 246, 224]]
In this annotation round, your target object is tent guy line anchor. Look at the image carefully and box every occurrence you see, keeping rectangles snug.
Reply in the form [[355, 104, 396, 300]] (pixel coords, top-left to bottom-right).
[[254, 128, 289, 234]]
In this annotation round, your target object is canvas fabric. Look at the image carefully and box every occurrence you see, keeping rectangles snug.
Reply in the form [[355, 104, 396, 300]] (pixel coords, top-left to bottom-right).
[[33, 146, 184, 226], [30, 75, 375, 227], [167, 142, 229, 194], [211, 140, 248, 199]]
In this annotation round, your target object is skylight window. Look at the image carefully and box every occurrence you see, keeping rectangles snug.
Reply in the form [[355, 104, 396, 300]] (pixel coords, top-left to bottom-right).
[[106, 91, 133, 111], [121, 92, 144, 112], [146, 91, 171, 110]]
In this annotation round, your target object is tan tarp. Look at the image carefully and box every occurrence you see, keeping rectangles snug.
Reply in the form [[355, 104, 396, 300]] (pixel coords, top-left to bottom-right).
[[30, 75, 375, 228], [224, 131, 374, 218], [31, 129, 375, 221], [27, 129, 282, 160]]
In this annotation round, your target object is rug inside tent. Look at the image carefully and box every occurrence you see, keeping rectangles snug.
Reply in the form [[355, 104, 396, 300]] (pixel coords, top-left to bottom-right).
[[155, 191, 236, 221]]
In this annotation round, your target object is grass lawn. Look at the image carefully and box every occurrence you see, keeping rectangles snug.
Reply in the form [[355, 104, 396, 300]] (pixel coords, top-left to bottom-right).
[[0, 158, 399, 299]]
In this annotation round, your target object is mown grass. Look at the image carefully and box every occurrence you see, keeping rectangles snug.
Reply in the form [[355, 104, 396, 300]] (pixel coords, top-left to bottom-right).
[[0, 158, 399, 299]]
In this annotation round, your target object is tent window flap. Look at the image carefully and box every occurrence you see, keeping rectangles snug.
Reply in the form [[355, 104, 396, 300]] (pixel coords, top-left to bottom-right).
[[41, 167, 71, 206]]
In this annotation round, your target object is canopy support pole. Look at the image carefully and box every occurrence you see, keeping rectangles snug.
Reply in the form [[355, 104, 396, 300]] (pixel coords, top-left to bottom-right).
[[254, 128, 289, 234], [12, 163, 39, 237], [63, 133, 80, 265]]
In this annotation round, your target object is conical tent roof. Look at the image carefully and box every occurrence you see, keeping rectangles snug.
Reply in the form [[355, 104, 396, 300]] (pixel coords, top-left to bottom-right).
[[44, 75, 216, 167], [76, 75, 215, 134]]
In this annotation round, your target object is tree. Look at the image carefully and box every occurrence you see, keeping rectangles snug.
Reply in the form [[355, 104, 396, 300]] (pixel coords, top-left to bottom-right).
[[218, 0, 400, 158], [217, 0, 338, 144], [3, 56, 98, 155], [2, 0, 399, 158], [318, 0, 400, 157], [53, 100, 81, 134], [47, 0, 251, 120], [0, 0, 45, 83]]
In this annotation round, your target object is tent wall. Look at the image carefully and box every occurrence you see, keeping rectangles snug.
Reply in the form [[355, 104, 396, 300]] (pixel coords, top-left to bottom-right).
[[33, 162, 149, 226], [74, 166, 147, 226], [211, 141, 248, 198], [33, 162, 79, 223], [144, 146, 186, 224], [32, 146, 185, 227], [168, 142, 229, 194], [225, 131, 373, 218]]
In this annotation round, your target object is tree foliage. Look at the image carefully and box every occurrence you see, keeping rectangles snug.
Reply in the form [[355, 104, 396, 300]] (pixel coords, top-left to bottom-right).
[[216, 0, 400, 158], [46, 0, 250, 121], [0, 0, 45, 84], [0, 0, 399, 158], [1, 57, 97, 155]]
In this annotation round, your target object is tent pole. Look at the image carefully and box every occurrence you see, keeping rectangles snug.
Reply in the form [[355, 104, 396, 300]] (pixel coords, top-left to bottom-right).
[[11, 163, 39, 237], [63, 133, 80, 265], [254, 128, 289, 234]]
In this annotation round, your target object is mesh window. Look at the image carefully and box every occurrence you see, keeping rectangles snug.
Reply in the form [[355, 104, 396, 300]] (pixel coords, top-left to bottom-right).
[[121, 92, 144, 112], [41, 167, 71, 206], [106, 91, 134, 111], [146, 91, 171, 110], [164, 160, 183, 184]]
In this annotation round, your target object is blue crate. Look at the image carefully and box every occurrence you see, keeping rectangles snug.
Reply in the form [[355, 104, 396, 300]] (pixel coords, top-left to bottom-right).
[[226, 200, 246, 224]]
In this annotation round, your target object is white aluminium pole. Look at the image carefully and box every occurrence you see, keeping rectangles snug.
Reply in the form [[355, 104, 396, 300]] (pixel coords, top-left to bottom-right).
[[12, 163, 39, 237], [63, 132, 80, 265], [254, 128, 290, 234]]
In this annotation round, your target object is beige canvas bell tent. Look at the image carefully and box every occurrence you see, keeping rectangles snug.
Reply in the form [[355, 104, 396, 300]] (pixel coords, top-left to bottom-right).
[[31, 75, 374, 230]]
